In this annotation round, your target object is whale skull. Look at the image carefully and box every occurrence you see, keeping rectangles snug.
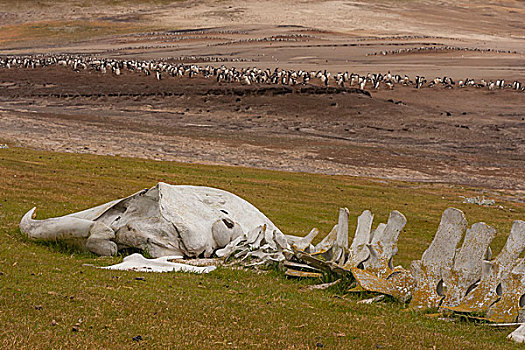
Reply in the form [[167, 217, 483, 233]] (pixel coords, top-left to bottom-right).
[[20, 182, 285, 258]]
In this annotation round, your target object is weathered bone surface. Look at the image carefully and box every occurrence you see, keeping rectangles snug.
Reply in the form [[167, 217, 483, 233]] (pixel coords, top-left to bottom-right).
[[451, 221, 525, 314], [313, 224, 338, 255], [409, 208, 467, 309], [287, 228, 319, 253], [20, 183, 286, 258], [345, 210, 373, 268], [486, 258, 525, 323], [332, 208, 349, 265], [215, 223, 290, 265], [100, 253, 217, 273], [509, 323, 525, 343], [286, 207, 524, 328], [440, 222, 497, 308], [362, 210, 406, 277]]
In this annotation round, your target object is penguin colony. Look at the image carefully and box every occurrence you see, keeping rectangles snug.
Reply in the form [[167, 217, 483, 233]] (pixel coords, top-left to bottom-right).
[[356, 34, 463, 42], [105, 35, 310, 55], [1, 55, 523, 92], [211, 34, 312, 46], [368, 45, 521, 56], [169, 56, 255, 63], [105, 44, 257, 63], [122, 29, 250, 37], [120, 33, 311, 44]]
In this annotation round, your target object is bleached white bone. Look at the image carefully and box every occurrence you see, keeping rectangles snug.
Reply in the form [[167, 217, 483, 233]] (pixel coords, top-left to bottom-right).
[[314, 224, 338, 253], [100, 253, 216, 273], [20, 183, 282, 258], [508, 324, 525, 343], [363, 210, 406, 272], [332, 208, 350, 264], [288, 228, 319, 252], [20, 207, 117, 256], [346, 210, 374, 268]]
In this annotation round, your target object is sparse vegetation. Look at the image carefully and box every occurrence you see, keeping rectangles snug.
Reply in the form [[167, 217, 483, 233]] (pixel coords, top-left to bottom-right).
[[1, 147, 523, 349], [0, 21, 158, 48]]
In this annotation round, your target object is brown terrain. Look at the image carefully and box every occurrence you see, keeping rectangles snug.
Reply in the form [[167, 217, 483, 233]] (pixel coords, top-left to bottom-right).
[[0, 0, 524, 198]]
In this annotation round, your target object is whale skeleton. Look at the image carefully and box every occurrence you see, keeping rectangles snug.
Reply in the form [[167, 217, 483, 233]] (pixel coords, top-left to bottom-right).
[[19, 184, 525, 338]]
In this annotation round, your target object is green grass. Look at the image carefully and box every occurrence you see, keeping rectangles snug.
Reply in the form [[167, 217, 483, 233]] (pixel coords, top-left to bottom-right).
[[0, 20, 161, 48], [0, 146, 523, 349], [0, 0, 185, 48]]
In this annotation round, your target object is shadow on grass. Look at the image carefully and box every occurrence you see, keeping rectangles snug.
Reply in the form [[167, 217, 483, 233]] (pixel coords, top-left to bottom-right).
[[16, 228, 99, 258]]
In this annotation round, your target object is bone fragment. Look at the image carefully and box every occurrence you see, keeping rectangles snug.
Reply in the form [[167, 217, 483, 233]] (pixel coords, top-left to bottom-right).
[[100, 253, 216, 273], [441, 222, 497, 307], [307, 279, 341, 290], [358, 295, 385, 304], [264, 226, 278, 251], [332, 208, 350, 265], [486, 258, 525, 323], [273, 230, 290, 250], [449, 220, 525, 314], [289, 228, 319, 252], [314, 224, 338, 254], [215, 235, 245, 258], [409, 208, 467, 309], [285, 269, 323, 278], [350, 267, 408, 301], [508, 324, 525, 343], [345, 210, 374, 268], [294, 250, 350, 277], [283, 260, 322, 273], [363, 210, 406, 276]]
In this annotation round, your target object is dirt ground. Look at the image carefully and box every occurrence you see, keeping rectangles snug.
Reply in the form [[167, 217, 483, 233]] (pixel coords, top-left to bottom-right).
[[0, 66, 523, 196], [0, 0, 524, 198]]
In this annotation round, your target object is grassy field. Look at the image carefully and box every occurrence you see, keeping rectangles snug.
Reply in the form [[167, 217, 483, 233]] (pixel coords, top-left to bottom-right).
[[0, 20, 157, 49], [0, 0, 183, 49], [1, 146, 524, 349]]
